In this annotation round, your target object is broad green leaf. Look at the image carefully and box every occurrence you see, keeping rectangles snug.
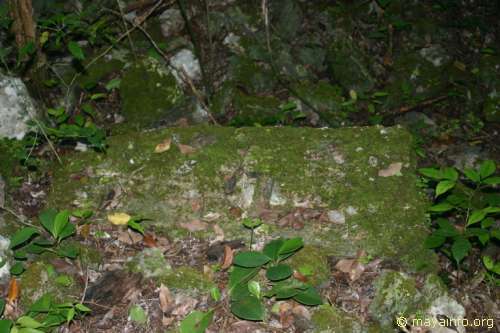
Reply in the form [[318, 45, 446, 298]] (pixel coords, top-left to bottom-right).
[[483, 176, 500, 185], [17, 316, 42, 328], [451, 237, 471, 264], [465, 228, 489, 245], [68, 41, 85, 60], [263, 239, 284, 261], [435, 218, 459, 237], [230, 296, 264, 321], [429, 202, 454, 212], [267, 280, 307, 299], [467, 210, 487, 226], [58, 222, 76, 241], [55, 275, 73, 287], [248, 281, 261, 299], [481, 217, 494, 228], [418, 167, 442, 180], [75, 303, 91, 312], [228, 266, 260, 292], [0, 320, 12, 333], [463, 168, 480, 183], [266, 264, 293, 281], [491, 229, 500, 241], [441, 167, 458, 181], [39, 208, 57, 235], [105, 78, 121, 91], [10, 262, 24, 275], [483, 206, 500, 214], [210, 287, 221, 302], [128, 219, 144, 235], [25, 243, 48, 255], [293, 287, 322, 306], [129, 304, 147, 324], [479, 160, 496, 179], [435, 180, 455, 197], [482, 256, 494, 270], [66, 307, 75, 322], [29, 294, 52, 313], [53, 210, 70, 239], [233, 251, 270, 268], [424, 234, 446, 248], [278, 237, 304, 255], [242, 218, 262, 229], [180, 310, 213, 333], [10, 227, 39, 249], [56, 244, 79, 259]]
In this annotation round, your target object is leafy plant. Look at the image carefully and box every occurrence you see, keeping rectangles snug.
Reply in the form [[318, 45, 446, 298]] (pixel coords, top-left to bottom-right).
[[229, 237, 322, 321], [179, 310, 214, 333], [8, 208, 88, 276], [241, 218, 262, 250], [0, 293, 90, 332], [43, 106, 107, 151], [420, 160, 500, 279]]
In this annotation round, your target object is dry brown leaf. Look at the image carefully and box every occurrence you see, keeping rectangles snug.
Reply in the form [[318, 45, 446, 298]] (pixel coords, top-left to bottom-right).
[[292, 304, 311, 320], [79, 224, 91, 239], [159, 284, 173, 313], [293, 270, 308, 283], [162, 315, 175, 327], [179, 219, 208, 232], [7, 278, 19, 303], [378, 162, 403, 177], [117, 230, 142, 244], [221, 245, 234, 270], [335, 258, 356, 273], [334, 258, 365, 282], [154, 138, 172, 153], [348, 262, 366, 282], [212, 224, 225, 242], [143, 233, 157, 248], [190, 199, 201, 212], [178, 143, 196, 155], [228, 206, 242, 218], [171, 295, 197, 316]]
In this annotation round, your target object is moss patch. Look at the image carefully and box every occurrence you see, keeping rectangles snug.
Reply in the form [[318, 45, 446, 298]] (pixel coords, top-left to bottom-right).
[[119, 57, 184, 130], [311, 304, 382, 333], [46, 125, 435, 272]]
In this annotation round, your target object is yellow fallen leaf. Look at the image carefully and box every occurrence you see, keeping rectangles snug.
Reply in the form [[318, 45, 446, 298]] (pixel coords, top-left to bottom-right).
[[108, 212, 131, 225], [154, 138, 172, 153]]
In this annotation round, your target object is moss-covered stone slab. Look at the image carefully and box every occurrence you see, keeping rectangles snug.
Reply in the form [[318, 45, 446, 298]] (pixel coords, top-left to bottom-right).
[[47, 125, 435, 271]]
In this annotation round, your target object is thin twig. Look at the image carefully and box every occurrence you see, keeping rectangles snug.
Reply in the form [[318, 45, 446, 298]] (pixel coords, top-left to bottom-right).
[[80, 266, 89, 303], [0, 206, 44, 232], [116, 0, 138, 59]]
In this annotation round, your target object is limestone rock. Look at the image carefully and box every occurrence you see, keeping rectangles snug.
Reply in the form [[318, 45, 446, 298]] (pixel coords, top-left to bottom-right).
[[0, 74, 38, 139]]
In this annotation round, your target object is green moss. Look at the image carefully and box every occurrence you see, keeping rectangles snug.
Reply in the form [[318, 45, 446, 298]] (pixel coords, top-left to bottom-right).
[[293, 81, 346, 125], [288, 246, 330, 287], [127, 248, 173, 278], [159, 266, 214, 294], [327, 38, 375, 94], [119, 57, 184, 130], [230, 92, 281, 126], [77, 55, 125, 90], [483, 96, 500, 123], [311, 304, 382, 333], [127, 248, 213, 294], [46, 125, 435, 271]]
